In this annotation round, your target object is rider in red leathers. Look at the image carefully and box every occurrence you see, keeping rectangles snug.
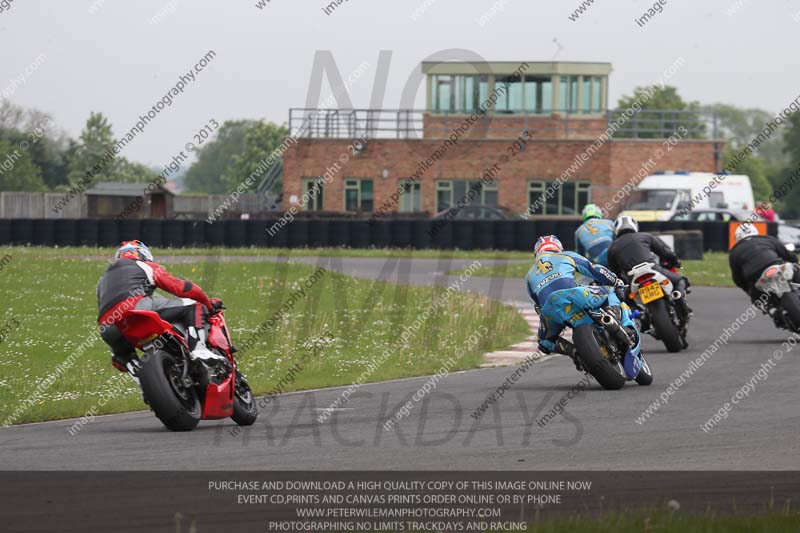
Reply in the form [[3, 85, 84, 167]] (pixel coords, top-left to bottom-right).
[[97, 240, 224, 375]]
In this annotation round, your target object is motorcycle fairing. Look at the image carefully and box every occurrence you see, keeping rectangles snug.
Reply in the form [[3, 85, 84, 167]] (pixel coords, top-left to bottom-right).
[[207, 313, 231, 353], [116, 310, 187, 349], [623, 349, 643, 379], [201, 377, 235, 419]]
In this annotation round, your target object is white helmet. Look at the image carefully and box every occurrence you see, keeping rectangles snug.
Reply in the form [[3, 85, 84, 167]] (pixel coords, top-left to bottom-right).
[[614, 215, 639, 236], [734, 223, 760, 243]]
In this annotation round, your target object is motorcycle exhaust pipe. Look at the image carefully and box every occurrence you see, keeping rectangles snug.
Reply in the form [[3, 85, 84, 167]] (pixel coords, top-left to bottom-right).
[[672, 290, 683, 300], [599, 312, 631, 349]]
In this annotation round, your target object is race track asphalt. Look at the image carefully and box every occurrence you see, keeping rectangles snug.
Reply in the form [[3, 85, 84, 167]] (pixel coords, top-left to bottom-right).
[[1, 256, 798, 471]]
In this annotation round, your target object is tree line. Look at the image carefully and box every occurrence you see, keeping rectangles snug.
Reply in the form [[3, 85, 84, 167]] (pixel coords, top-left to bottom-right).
[[2, 87, 799, 217]]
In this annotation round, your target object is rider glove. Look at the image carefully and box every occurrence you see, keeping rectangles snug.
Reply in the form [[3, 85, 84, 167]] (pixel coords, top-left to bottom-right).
[[209, 298, 225, 315]]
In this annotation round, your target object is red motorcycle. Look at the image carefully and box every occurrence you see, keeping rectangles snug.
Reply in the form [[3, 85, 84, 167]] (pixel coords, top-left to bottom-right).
[[116, 305, 258, 431]]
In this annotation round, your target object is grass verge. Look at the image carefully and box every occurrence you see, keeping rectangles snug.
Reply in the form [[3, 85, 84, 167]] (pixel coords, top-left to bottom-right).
[[0, 245, 532, 261], [0, 250, 529, 424], [526, 511, 799, 532], [447, 252, 735, 287]]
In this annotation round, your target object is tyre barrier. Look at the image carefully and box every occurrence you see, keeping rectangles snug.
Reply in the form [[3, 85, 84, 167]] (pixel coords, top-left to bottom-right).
[[97, 219, 119, 247], [184, 220, 207, 247], [162, 221, 184, 248], [0, 219, 777, 254], [652, 230, 704, 260], [118, 219, 142, 242], [140, 219, 163, 247], [0, 220, 10, 244], [32, 219, 56, 246], [11, 219, 35, 245], [54, 220, 77, 247]]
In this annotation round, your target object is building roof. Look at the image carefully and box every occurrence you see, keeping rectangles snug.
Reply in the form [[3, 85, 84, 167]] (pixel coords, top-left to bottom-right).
[[421, 61, 613, 77], [85, 182, 174, 197]]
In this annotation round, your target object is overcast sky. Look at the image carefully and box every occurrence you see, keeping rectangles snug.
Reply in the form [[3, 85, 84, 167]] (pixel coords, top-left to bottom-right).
[[1, 0, 798, 168]]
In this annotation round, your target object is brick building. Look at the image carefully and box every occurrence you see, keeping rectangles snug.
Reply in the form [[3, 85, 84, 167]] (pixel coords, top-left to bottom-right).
[[282, 60, 722, 218]]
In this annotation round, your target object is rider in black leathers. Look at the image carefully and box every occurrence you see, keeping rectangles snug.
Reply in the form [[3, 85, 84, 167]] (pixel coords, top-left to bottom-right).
[[729, 223, 800, 305], [607, 215, 691, 319]]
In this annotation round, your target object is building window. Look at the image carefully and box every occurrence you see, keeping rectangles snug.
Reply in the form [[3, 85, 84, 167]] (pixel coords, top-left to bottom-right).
[[459, 75, 489, 113], [433, 75, 490, 113], [580, 76, 604, 113], [302, 178, 324, 211], [592, 76, 602, 112], [494, 75, 524, 113], [436, 180, 498, 212], [431, 72, 604, 115], [524, 76, 553, 114], [432, 75, 455, 112], [344, 179, 373, 212], [527, 180, 591, 216], [399, 180, 422, 212], [560, 76, 579, 113], [582, 77, 592, 113]]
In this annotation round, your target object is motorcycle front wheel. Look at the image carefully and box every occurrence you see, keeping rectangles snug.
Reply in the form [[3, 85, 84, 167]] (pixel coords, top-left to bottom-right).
[[139, 350, 201, 431], [635, 355, 654, 386], [231, 369, 258, 426]]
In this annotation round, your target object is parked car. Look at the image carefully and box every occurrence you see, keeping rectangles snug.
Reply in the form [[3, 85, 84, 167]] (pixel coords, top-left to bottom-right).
[[432, 205, 521, 221], [670, 208, 741, 223], [670, 208, 800, 247]]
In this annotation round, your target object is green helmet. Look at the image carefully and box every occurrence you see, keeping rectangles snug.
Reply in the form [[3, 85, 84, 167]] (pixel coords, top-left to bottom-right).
[[581, 203, 603, 222]]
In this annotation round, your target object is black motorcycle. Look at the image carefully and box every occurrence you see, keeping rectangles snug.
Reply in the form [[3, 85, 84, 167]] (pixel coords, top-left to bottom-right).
[[753, 261, 800, 331], [625, 261, 690, 352]]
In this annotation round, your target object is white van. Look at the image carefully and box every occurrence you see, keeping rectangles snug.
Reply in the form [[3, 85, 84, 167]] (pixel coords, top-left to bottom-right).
[[620, 171, 754, 222]]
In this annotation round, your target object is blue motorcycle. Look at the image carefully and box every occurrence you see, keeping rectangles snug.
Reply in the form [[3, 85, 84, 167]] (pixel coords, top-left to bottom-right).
[[559, 301, 653, 390]]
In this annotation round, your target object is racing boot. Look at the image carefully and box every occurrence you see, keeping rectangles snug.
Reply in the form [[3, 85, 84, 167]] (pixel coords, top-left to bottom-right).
[[188, 327, 227, 363], [673, 279, 693, 321], [111, 353, 140, 375], [555, 338, 583, 372], [111, 353, 141, 386]]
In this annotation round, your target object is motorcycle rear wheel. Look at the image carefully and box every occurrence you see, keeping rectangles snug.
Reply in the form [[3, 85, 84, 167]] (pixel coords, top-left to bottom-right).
[[139, 350, 201, 431], [649, 299, 683, 353], [780, 292, 800, 332], [573, 324, 626, 390]]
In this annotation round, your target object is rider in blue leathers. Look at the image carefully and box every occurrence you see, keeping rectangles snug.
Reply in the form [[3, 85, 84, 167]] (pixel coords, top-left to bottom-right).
[[574, 204, 615, 267], [525, 235, 641, 366]]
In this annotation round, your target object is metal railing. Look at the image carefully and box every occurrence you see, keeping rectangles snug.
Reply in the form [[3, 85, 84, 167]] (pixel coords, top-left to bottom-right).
[[288, 108, 720, 140]]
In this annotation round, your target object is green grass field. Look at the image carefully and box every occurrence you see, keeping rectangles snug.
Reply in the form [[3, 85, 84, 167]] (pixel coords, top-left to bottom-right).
[[1, 247, 737, 286], [0, 247, 529, 424], [3, 245, 533, 261], [526, 511, 799, 532], [449, 252, 735, 287]]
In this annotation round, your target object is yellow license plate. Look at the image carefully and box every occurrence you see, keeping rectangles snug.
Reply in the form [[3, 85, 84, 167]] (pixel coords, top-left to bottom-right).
[[639, 283, 664, 304]]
